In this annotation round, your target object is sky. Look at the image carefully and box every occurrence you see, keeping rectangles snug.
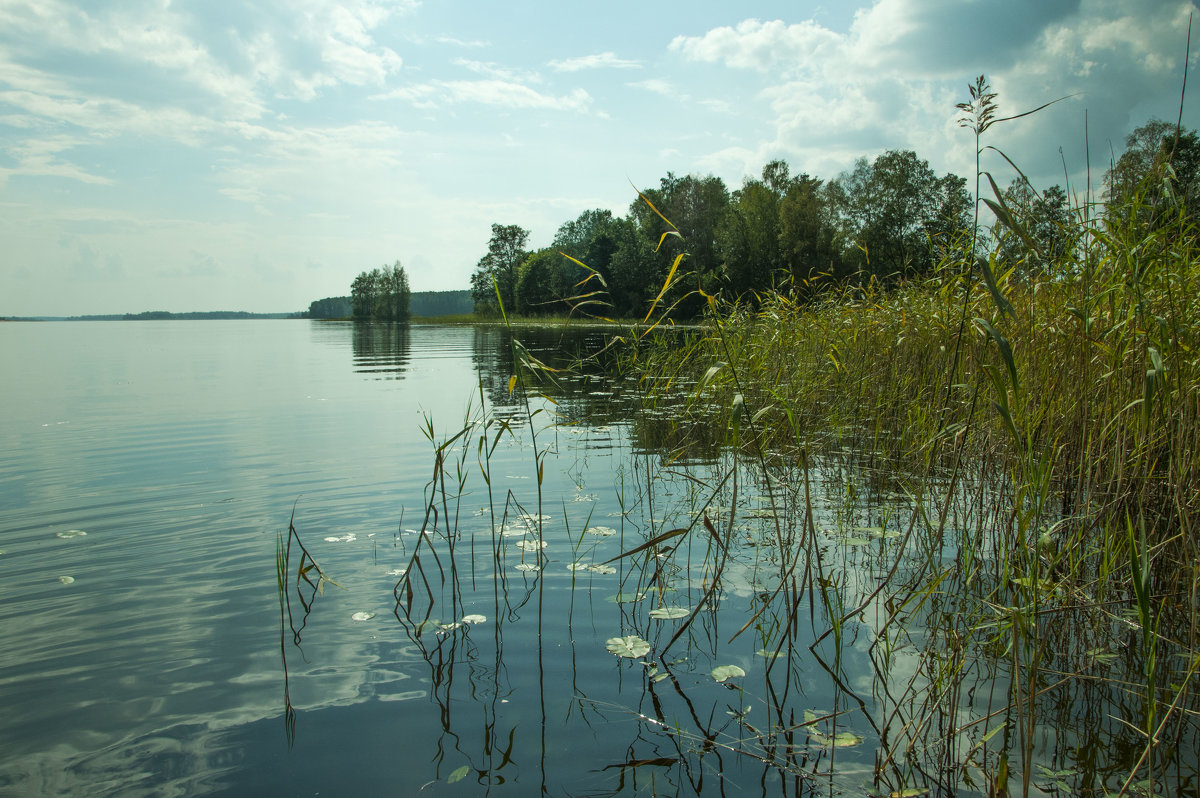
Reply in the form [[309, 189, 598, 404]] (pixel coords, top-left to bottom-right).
[[1, 0, 1197, 316]]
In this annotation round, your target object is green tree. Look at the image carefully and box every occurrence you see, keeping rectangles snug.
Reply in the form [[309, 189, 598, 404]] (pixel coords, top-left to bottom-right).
[[997, 180, 1072, 276], [830, 150, 967, 280], [717, 176, 783, 302], [351, 262, 411, 321], [514, 248, 559, 315], [629, 173, 730, 317], [1107, 118, 1200, 227], [778, 174, 843, 292], [471, 223, 530, 315]]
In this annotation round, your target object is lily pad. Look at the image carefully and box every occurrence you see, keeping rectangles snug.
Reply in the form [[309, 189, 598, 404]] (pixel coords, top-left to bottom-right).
[[812, 730, 864, 748], [854, 526, 901, 539], [324, 533, 357, 543], [755, 648, 784, 659], [606, 635, 651, 658], [588, 564, 617, 575], [648, 607, 690, 620], [711, 664, 746, 682], [462, 614, 486, 625], [351, 611, 375, 621], [586, 525, 617, 537], [515, 539, 547, 551], [58, 575, 75, 584], [56, 529, 86, 539], [567, 562, 589, 571], [612, 591, 646, 603], [447, 765, 470, 784]]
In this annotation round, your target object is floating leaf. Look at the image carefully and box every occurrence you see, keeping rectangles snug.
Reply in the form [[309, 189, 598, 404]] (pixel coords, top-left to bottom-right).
[[324, 533, 357, 543], [755, 648, 783, 659], [606, 635, 651, 658], [514, 563, 540, 572], [821, 731, 863, 748], [439, 622, 463, 632], [613, 591, 646, 603], [56, 529, 86, 539], [351, 611, 375, 621], [58, 575, 75, 584], [586, 525, 617, 537], [515, 539, 547, 551], [588, 564, 617, 575], [462, 614, 486, 625], [648, 607, 690, 620], [567, 562, 589, 571], [854, 526, 901, 539], [448, 765, 470, 784], [385, 568, 406, 576], [711, 664, 746, 682]]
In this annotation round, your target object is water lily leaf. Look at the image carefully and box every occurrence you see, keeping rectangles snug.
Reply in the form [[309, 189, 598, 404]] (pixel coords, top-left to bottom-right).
[[567, 562, 589, 571], [56, 529, 86, 539], [58, 575, 75, 584], [462, 614, 486, 625], [711, 664, 746, 682], [648, 607, 690, 620], [351, 611, 375, 621], [612, 591, 646, 603], [606, 635, 651, 658], [515, 539, 546, 551], [514, 563, 540, 571], [448, 765, 470, 784], [755, 648, 783, 659], [824, 731, 863, 747], [586, 525, 617, 536], [588, 564, 617, 575], [854, 526, 901, 539]]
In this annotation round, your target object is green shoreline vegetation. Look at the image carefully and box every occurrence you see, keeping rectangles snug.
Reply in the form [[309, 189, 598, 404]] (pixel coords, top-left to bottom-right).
[[488, 78, 1198, 792], [601, 83, 1199, 794], [272, 76, 1200, 795]]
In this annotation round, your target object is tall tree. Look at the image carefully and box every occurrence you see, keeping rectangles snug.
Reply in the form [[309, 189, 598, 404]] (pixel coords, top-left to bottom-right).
[[629, 173, 730, 317], [351, 262, 411, 321], [1107, 118, 1200, 228], [778, 174, 843, 291], [830, 150, 966, 280], [717, 174, 784, 301], [997, 180, 1071, 276], [471, 224, 530, 315]]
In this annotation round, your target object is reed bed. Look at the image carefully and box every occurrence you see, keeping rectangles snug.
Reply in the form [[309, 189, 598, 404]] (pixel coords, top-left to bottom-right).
[[619, 183, 1200, 795]]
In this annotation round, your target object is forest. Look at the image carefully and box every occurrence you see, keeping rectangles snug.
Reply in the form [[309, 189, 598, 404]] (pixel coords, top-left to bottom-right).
[[470, 118, 1198, 320]]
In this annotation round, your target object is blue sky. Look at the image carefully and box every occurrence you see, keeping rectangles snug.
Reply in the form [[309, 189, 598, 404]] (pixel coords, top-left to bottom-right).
[[2, 0, 1196, 316]]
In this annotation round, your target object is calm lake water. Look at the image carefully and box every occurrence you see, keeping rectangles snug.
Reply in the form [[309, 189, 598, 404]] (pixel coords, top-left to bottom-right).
[[2, 320, 833, 797], [4, 320, 1192, 797]]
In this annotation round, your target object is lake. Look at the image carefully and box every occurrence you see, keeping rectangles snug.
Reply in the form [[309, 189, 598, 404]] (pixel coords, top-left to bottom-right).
[[1, 320, 1193, 797]]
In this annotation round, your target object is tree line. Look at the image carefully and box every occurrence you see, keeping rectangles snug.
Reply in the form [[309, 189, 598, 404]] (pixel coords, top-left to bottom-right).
[[350, 261, 411, 322], [470, 118, 1199, 319], [307, 290, 473, 319]]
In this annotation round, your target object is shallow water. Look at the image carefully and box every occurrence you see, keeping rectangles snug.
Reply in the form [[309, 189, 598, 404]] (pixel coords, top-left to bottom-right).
[[2, 320, 1194, 797]]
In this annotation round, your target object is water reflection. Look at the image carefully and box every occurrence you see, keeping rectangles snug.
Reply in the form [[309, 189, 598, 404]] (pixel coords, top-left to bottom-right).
[[351, 322, 411, 378]]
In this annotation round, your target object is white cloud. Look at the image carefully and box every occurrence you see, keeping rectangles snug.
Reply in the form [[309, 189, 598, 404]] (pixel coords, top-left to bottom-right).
[[548, 52, 641, 72], [628, 79, 677, 96], [669, 1, 1199, 187], [668, 19, 843, 75], [452, 58, 543, 84], [379, 80, 592, 112]]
